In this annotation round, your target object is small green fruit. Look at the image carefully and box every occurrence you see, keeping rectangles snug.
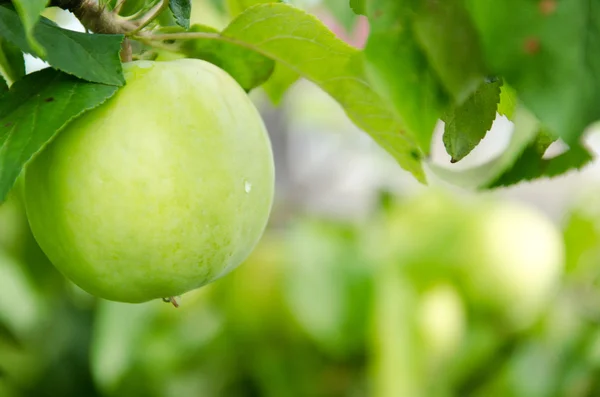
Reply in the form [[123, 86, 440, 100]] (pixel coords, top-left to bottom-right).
[[24, 59, 275, 303], [464, 201, 564, 325]]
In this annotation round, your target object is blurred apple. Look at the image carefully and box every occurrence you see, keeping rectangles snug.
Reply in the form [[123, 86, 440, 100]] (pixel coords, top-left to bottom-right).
[[462, 201, 565, 327], [362, 190, 472, 288]]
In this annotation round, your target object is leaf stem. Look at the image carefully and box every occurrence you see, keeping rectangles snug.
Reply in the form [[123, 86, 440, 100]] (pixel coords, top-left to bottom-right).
[[127, 0, 170, 36], [113, 0, 127, 14]]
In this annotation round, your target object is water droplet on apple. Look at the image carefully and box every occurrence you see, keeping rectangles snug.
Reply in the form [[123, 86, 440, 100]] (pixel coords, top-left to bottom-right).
[[244, 180, 252, 193]]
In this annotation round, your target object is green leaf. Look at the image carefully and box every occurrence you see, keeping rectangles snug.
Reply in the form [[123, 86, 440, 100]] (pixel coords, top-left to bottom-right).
[[364, 0, 449, 153], [442, 80, 501, 163], [350, 0, 366, 16], [0, 76, 6, 95], [183, 3, 424, 180], [428, 107, 540, 189], [466, 0, 600, 144], [11, 0, 47, 56], [530, 128, 557, 154], [226, 0, 279, 18], [180, 24, 274, 91], [497, 82, 517, 120], [0, 37, 25, 86], [262, 63, 299, 105], [413, 0, 486, 103], [0, 5, 124, 86], [0, 69, 119, 203], [489, 138, 593, 188], [462, 119, 594, 188], [169, 0, 191, 29]]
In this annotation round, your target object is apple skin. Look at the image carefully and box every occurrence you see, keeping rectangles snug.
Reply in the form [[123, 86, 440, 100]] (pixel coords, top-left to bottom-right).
[[24, 59, 275, 303]]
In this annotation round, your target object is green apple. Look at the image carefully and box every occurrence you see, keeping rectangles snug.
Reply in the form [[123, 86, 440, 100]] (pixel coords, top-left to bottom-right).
[[463, 201, 564, 326], [24, 59, 275, 303]]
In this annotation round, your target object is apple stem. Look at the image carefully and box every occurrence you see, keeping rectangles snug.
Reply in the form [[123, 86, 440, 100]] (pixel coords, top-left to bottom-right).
[[162, 296, 180, 308]]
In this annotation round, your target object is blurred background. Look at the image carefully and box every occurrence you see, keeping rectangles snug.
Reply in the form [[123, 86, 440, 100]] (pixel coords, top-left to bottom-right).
[[3, 0, 600, 396]]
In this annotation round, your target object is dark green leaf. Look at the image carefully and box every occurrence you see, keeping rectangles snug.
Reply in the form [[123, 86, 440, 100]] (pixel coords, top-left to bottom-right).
[[0, 37, 25, 86], [0, 5, 124, 86], [442, 80, 501, 163], [414, 0, 486, 103], [350, 0, 366, 16], [262, 63, 299, 105], [531, 128, 557, 154], [0, 69, 119, 202], [466, 0, 600, 144], [489, 137, 594, 188], [218, 3, 425, 181], [169, 0, 191, 29], [0, 75, 7, 96], [180, 24, 274, 91], [428, 107, 540, 189], [12, 0, 47, 56], [364, 0, 448, 153]]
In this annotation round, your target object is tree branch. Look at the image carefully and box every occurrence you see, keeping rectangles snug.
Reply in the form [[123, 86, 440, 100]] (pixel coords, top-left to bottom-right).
[[49, 0, 138, 34]]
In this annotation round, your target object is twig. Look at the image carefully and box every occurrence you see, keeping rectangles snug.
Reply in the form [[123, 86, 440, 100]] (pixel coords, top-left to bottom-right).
[[50, 0, 139, 34], [113, 0, 127, 14], [127, 0, 170, 35]]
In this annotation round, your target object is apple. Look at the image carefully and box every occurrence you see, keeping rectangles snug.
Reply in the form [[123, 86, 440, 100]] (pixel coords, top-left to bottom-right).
[[462, 201, 564, 326], [24, 59, 275, 303]]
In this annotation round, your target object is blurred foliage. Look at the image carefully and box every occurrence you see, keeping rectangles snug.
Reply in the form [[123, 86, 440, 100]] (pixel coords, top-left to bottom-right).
[[3, 186, 600, 396]]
